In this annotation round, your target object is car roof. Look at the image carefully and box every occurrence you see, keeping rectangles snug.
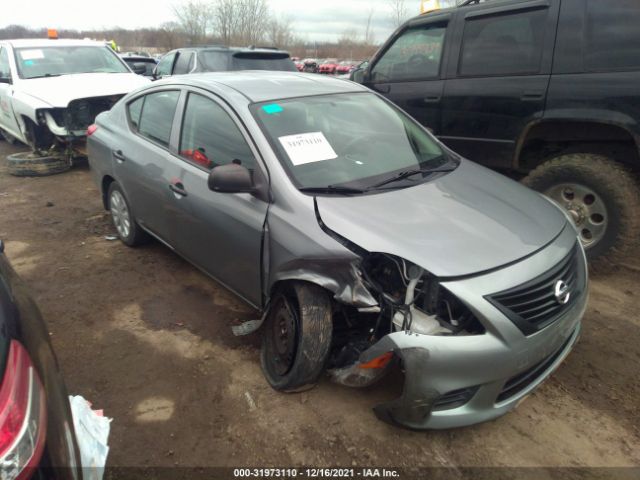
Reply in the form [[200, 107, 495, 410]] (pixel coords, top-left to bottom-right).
[[157, 71, 367, 103], [1, 39, 108, 48], [171, 45, 290, 55]]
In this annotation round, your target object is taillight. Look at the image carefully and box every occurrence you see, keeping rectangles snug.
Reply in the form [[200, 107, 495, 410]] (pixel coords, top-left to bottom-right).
[[87, 124, 98, 137], [0, 340, 47, 479]]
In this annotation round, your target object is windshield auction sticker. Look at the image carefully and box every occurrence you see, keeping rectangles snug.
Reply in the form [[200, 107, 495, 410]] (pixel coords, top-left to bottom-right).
[[278, 132, 338, 166], [20, 49, 45, 60]]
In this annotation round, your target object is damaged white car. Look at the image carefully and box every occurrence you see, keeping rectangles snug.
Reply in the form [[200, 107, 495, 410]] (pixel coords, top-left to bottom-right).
[[87, 72, 588, 429], [0, 39, 148, 175]]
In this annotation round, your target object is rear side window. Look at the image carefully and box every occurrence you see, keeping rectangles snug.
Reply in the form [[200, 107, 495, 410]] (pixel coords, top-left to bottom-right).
[[128, 96, 144, 130], [137, 91, 180, 147], [179, 93, 255, 170], [371, 25, 446, 82], [459, 9, 548, 76], [585, 0, 640, 71]]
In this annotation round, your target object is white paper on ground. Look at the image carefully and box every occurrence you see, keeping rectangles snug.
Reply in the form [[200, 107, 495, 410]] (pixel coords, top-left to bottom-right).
[[19, 49, 45, 60], [69, 395, 112, 480], [278, 131, 338, 166]]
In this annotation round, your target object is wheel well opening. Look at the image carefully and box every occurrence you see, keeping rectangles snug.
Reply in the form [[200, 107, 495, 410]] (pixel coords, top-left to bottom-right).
[[101, 176, 115, 210], [21, 115, 55, 153], [518, 121, 639, 172]]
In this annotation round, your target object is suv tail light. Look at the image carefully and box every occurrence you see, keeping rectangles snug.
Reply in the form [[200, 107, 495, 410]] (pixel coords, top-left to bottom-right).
[[86, 124, 98, 137], [0, 340, 47, 479]]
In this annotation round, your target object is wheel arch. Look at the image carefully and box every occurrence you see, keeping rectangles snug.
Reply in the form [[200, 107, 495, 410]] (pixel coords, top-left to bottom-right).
[[101, 175, 116, 210], [514, 119, 640, 171]]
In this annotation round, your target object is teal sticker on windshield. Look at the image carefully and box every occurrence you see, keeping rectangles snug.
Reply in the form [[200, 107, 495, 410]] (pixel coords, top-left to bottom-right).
[[262, 104, 283, 115], [24, 60, 34, 66]]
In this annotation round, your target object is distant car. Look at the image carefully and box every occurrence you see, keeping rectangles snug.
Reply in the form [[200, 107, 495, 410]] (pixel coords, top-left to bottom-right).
[[294, 60, 304, 72], [302, 58, 318, 73], [153, 46, 297, 79], [335, 60, 358, 75], [121, 55, 158, 78], [87, 71, 586, 430], [319, 58, 339, 74], [0, 239, 82, 478], [0, 38, 149, 173]]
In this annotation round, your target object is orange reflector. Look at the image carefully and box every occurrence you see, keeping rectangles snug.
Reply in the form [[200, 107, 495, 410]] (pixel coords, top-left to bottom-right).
[[47, 29, 58, 40], [358, 352, 393, 370]]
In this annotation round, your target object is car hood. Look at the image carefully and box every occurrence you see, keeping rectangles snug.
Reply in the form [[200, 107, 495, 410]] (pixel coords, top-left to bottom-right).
[[19, 73, 150, 108], [316, 159, 567, 278]]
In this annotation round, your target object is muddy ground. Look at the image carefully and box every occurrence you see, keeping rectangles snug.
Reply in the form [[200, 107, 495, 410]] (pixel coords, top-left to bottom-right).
[[0, 140, 639, 472]]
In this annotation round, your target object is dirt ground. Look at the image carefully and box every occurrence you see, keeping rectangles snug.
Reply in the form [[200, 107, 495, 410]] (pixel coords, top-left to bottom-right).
[[0, 140, 639, 472]]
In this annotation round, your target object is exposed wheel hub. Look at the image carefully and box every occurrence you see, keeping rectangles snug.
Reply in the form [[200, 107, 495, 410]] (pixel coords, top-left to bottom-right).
[[271, 298, 297, 376]]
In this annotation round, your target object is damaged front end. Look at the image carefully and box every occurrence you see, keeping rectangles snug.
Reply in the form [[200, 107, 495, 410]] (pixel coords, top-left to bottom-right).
[[327, 253, 485, 428], [32, 95, 123, 157]]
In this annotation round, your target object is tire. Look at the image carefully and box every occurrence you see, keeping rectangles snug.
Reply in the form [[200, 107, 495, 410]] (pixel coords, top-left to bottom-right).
[[6, 152, 70, 177], [0, 129, 19, 145], [523, 153, 640, 267], [261, 282, 333, 392], [107, 182, 149, 247]]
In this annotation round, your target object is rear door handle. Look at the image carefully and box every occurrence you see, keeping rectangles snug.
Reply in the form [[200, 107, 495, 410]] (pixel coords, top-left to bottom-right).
[[521, 91, 544, 101], [423, 96, 441, 103], [113, 150, 126, 162], [169, 181, 187, 197]]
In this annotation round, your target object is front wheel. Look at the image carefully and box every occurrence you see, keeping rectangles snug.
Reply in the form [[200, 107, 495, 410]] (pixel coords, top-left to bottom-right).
[[261, 283, 333, 392], [523, 153, 640, 266]]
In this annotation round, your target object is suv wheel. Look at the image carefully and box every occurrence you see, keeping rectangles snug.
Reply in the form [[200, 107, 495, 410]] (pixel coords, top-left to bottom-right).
[[261, 282, 333, 392], [523, 153, 640, 267]]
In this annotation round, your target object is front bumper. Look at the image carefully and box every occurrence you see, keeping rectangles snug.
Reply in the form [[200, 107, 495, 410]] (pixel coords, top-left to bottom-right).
[[359, 224, 588, 429]]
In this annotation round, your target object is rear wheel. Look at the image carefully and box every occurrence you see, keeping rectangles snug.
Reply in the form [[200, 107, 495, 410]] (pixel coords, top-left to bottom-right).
[[523, 153, 640, 267], [6, 152, 70, 177], [261, 282, 333, 392], [107, 182, 149, 247]]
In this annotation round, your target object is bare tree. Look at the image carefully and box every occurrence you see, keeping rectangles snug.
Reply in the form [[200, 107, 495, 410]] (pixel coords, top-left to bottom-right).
[[267, 15, 295, 48], [212, 0, 270, 46], [172, 0, 213, 45], [363, 8, 375, 45], [388, 0, 408, 28]]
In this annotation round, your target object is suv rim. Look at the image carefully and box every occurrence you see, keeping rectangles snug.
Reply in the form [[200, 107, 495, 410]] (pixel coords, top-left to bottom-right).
[[110, 190, 131, 239], [545, 183, 609, 249]]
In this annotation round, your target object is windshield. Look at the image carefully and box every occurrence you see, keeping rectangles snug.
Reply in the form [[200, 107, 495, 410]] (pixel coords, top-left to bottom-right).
[[253, 93, 452, 192], [15, 46, 130, 79], [232, 54, 296, 72]]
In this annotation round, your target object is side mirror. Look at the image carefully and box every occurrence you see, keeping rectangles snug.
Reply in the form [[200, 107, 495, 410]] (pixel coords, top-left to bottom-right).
[[350, 68, 365, 83], [0, 77, 11, 85], [208, 163, 254, 194], [132, 63, 147, 75]]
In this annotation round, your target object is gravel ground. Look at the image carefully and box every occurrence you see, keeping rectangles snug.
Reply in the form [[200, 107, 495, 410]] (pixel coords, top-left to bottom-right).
[[0, 140, 639, 472]]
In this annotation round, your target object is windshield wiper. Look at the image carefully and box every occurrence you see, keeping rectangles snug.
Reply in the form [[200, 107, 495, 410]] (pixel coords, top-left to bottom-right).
[[367, 164, 457, 190], [27, 73, 62, 79], [299, 185, 367, 195]]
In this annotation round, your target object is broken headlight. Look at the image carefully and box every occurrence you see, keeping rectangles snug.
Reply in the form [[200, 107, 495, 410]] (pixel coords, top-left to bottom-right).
[[360, 253, 485, 336]]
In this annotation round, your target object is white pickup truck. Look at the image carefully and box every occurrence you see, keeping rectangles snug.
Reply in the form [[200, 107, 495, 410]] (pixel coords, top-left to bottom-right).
[[0, 38, 149, 175]]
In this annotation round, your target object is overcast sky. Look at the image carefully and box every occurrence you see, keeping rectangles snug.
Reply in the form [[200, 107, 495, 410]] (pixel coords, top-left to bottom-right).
[[2, 0, 432, 42]]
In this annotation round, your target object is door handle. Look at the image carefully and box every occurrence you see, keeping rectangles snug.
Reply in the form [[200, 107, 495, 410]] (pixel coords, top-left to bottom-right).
[[113, 150, 126, 162], [169, 181, 188, 197], [423, 96, 441, 103], [521, 91, 544, 101]]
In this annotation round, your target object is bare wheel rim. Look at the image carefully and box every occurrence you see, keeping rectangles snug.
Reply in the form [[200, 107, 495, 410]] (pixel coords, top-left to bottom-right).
[[545, 183, 609, 249], [110, 190, 131, 239], [270, 297, 298, 377]]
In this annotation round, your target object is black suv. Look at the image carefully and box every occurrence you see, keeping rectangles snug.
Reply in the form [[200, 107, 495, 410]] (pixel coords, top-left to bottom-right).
[[353, 0, 640, 265], [154, 45, 297, 79]]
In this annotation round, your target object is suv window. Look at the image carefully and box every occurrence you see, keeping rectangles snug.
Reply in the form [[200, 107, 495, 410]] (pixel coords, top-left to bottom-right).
[[0, 47, 10, 79], [459, 9, 547, 77], [173, 51, 194, 75], [585, 0, 640, 71], [137, 91, 180, 147], [371, 25, 446, 82], [156, 52, 176, 77], [179, 93, 255, 170]]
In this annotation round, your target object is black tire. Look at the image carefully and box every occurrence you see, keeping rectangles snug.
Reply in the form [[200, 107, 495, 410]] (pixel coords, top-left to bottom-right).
[[523, 153, 640, 267], [6, 152, 70, 177], [261, 282, 333, 392], [0, 129, 19, 145], [107, 182, 149, 247]]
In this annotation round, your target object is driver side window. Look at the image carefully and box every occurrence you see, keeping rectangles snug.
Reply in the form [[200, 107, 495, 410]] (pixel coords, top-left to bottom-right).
[[371, 24, 446, 83]]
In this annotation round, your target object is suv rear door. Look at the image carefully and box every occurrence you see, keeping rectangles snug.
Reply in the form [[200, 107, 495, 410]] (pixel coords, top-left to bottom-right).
[[0, 45, 22, 140], [362, 12, 453, 134], [440, 0, 560, 168]]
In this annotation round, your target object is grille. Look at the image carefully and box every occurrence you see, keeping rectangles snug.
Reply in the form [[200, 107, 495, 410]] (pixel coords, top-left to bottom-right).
[[432, 386, 479, 411], [496, 333, 573, 403], [486, 243, 583, 336]]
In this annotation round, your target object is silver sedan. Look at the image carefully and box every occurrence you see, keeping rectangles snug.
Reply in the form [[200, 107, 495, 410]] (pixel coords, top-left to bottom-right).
[[87, 71, 588, 429]]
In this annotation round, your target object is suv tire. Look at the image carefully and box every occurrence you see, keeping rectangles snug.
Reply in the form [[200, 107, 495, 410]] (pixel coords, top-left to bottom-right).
[[523, 153, 640, 267], [261, 282, 333, 392]]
